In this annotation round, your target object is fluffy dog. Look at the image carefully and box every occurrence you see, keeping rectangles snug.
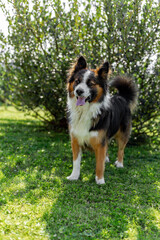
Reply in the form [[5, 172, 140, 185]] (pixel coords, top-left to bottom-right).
[[66, 56, 137, 184]]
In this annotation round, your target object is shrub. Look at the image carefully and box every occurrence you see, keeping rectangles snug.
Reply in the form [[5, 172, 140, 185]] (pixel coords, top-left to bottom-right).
[[0, 0, 159, 140]]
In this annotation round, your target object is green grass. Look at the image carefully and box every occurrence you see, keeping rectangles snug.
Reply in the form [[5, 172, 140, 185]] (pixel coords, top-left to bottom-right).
[[0, 106, 159, 240]]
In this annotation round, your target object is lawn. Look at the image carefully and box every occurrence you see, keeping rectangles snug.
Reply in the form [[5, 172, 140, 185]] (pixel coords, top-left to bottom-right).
[[0, 106, 159, 240]]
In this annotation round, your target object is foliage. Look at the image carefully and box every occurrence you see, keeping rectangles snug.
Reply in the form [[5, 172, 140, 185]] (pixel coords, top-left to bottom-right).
[[0, 0, 160, 139], [0, 107, 159, 239]]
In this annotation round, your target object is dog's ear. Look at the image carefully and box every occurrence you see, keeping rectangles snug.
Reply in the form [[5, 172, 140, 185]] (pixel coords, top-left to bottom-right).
[[98, 61, 109, 80], [75, 56, 87, 72], [67, 56, 87, 82]]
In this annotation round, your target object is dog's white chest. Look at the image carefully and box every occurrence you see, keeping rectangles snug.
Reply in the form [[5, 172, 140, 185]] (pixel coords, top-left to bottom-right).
[[68, 97, 100, 145]]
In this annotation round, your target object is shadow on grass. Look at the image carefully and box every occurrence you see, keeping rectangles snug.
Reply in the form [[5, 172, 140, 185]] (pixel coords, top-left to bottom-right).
[[0, 119, 159, 239]]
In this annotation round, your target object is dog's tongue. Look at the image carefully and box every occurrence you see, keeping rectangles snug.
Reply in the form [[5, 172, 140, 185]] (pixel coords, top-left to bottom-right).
[[76, 97, 86, 106]]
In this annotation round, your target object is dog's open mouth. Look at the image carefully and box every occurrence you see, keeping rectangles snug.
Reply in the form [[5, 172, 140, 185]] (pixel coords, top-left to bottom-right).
[[76, 96, 86, 106]]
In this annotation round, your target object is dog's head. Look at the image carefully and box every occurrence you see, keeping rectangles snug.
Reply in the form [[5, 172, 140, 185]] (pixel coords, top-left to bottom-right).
[[67, 56, 110, 106]]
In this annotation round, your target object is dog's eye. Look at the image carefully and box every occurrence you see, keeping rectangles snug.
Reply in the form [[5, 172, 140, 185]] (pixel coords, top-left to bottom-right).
[[88, 81, 96, 87]]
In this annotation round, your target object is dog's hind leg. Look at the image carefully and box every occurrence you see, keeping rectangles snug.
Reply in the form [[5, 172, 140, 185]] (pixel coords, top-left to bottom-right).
[[115, 129, 130, 168], [115, 144, 125, 168], [105, 152, 110, 163], [67, 135, 81, 180]]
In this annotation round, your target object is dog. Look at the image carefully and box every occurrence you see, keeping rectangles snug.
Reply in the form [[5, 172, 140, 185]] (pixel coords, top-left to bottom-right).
[[66, 56, 138, 184]]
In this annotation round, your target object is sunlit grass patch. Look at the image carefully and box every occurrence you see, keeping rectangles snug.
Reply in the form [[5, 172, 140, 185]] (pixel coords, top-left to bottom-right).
[[0, 106, 37, 121], [0, 198, 51, 240]]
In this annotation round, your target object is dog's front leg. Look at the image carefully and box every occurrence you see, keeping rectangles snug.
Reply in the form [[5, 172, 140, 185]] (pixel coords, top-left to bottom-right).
[[94, 145, 107, 184], [67, 135, 81, 180]]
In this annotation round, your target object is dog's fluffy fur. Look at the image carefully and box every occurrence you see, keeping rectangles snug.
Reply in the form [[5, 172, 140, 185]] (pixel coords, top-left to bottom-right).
[[66, 56, 138, 184]]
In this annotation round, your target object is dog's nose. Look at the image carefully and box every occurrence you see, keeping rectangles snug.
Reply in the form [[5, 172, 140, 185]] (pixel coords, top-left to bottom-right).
[[76, 89, 84, 96]]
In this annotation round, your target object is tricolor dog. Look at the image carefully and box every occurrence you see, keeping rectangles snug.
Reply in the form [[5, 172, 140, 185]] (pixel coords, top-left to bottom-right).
[[66, 56, 137, 184]]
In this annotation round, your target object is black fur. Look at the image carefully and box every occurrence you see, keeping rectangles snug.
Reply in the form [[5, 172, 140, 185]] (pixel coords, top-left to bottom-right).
[[90, 76, 137, 139], [109, 76, 137, 104], [90, 96, 131, 138]]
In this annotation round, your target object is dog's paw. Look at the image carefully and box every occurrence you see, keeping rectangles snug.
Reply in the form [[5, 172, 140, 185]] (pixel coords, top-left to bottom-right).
[[105, 156, 110, 163], [115, 160, 124, 168], [95, 176, 105, 184], [67, 174, 79, 181]]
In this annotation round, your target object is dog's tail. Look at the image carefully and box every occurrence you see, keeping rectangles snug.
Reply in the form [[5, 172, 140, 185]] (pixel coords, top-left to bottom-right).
[[110, 76, 138, 113]]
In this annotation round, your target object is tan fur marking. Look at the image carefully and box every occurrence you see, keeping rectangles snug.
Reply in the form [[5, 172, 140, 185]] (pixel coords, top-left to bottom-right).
[[115, 129, 129, 164], [91, 69, 98, 75], [89, 130, 106, 146], [95, 145, 107, 179], [67, 82, 75, 98], [92, 85, 103, 103], [71, 134, 80, 161], [67, 61, 78, 81], [91, 65, 112, 80], [90, 131, 107, 179]]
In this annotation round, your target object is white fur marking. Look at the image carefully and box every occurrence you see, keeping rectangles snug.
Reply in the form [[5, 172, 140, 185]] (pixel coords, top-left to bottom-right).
[[105, 156, 110, 163], [90, 131, 98, 137], [103, 94, 111, 109], [83, 70, 91, 83], [115, 160, 124, 168], [74, 70, 91, 99], [95, 176, 105, 184], [74, 82, 90, 98], [67, 152, 81, 180]]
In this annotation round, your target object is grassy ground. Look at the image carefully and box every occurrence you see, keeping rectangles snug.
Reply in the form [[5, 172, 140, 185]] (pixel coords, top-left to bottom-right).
[[0, 106, 159, 240]]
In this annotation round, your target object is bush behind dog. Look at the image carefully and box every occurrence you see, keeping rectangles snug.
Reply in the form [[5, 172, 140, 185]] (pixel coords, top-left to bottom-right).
[[0, 0, 159, 142]]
